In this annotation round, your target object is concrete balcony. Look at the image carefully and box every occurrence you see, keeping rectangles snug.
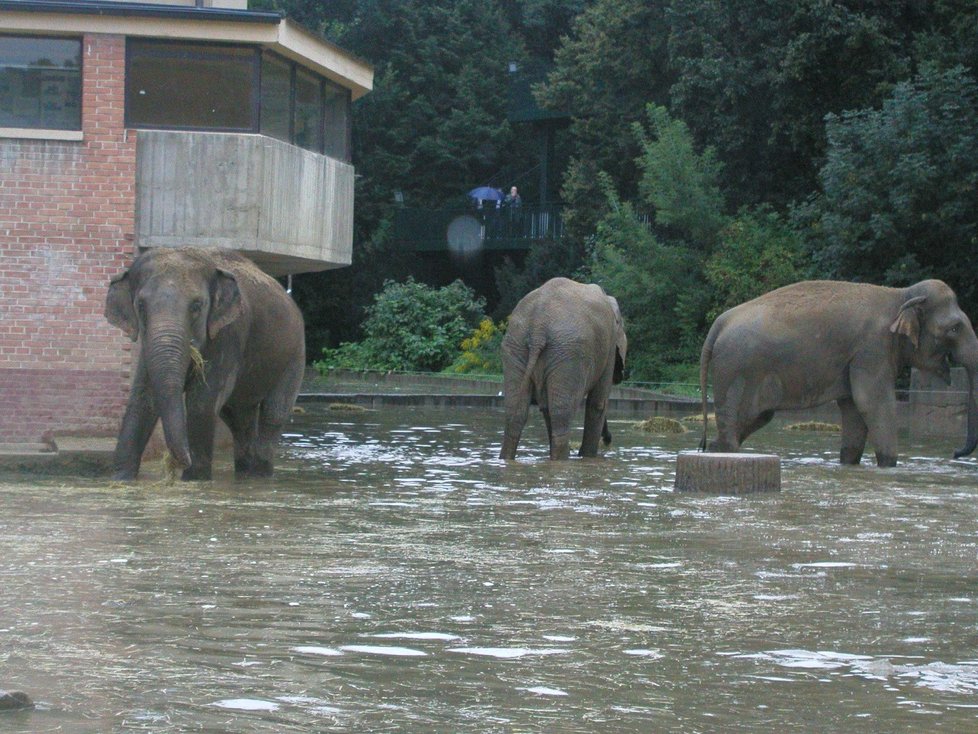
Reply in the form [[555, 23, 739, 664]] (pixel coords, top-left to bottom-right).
[[135, 130, 353, 276]]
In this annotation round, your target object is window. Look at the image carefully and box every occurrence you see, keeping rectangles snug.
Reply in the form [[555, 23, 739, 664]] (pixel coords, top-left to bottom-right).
[[125, 41, 351, 159], [323, 84, 351, 161], [127, 40, 258, 131], [259, 53, 291, 142], [0, 35, 81, 130], [294, 68, 323, 153], [260, 52, 351, 160]]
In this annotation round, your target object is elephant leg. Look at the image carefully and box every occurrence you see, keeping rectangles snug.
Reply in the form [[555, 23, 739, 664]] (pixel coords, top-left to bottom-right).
[[851, 375, 898, 467], [739, 409, 775, 445], [709, 379, 742, 452], [500, 393, 530, 460], [112, 370, 158, 480], [246, 363, 304, 477], [182, 392, 218, 481], [545, 376, 579, 461], [579, 389, 608, 457], [837, 397, 868, 465], [500, 361, 531, 460], [221, 403, 260, 476]]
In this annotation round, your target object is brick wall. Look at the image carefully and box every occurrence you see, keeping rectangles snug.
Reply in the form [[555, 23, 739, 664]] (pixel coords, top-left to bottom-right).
[[0, 34, 135, 444]]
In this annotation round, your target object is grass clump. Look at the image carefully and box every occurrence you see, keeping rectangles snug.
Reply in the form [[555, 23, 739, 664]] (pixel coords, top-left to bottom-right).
[[786, 421, 840, 432], [635, 416, 687, 434], [329, 402, 367, 412], [681, 413, 717, 429]]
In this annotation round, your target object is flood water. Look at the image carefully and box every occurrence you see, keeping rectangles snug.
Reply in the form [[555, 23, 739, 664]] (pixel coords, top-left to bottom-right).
[[2, 405, 978, 733]]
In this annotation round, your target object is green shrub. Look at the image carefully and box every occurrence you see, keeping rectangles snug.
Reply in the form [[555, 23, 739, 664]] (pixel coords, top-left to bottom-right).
[[314, 277, 486, 374]]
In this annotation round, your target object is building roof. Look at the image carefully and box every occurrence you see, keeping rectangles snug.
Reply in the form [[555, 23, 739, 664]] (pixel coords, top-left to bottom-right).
[[0, 0, 281, 23], [0, 0, 373, 98]]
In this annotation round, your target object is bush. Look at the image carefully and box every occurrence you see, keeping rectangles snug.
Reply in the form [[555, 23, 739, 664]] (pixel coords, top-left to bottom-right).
[[315, 277, 486, 373], [445, 317, 505, 375]]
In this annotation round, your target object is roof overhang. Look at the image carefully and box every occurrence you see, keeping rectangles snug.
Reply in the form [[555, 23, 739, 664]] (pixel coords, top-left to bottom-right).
[[0, 0, 373, 99]]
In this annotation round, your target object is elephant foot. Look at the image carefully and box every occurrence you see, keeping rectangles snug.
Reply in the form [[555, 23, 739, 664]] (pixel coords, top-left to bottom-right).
[[839, 447, 864, 465], [235, 458, 273, 478], [707, 439, 737, 453], [875, 452, 897, 468], [181, 465, 213, 481]]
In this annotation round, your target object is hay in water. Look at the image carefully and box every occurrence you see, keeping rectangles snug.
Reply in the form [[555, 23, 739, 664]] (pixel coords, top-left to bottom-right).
[[786, 421, 840, 433], [159, 450, 180, 484], [681, 413, 717, 429], [329, 403, 367, 413], [635, 417, 687, 434]]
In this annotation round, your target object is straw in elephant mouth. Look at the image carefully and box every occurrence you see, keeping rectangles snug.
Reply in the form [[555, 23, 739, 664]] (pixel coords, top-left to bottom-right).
[[189, 346, 207, 385]]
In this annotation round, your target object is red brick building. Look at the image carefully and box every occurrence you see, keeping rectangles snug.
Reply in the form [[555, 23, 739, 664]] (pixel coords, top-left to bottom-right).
[[0, 0, 371, 449]]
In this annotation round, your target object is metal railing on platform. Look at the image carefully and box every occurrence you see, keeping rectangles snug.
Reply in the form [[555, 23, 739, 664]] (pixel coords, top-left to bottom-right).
[[393, 205, 564, 252]]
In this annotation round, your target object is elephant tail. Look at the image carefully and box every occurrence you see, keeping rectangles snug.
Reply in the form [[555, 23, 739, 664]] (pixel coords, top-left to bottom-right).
[[698, 320, 720, 452], [520, 339, 545, 401]]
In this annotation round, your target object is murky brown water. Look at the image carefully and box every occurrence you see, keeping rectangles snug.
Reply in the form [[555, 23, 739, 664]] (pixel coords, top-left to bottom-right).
[[2, 406, 978, 733]]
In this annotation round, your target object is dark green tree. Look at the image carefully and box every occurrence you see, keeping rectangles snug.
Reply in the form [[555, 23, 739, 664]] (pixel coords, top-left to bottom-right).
[[805, 66, 978, 312]]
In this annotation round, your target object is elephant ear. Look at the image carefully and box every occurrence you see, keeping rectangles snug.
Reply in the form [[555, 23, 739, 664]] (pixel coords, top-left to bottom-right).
[[105, 270, 138, 341], [608, 295, 627, 384], [890, 295, 927, 350], [208, 268, 244, 340], [613, 347, 626, 385]]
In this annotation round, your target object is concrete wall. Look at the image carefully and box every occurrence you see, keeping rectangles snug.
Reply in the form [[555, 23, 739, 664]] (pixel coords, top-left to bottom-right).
[[0, 34, 134, 445], [135, 131, 354, 276]]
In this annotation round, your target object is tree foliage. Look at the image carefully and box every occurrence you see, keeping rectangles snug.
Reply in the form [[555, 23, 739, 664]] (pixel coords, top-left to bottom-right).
[[260, 0, 978, 378], [805, 66, 978, 312]]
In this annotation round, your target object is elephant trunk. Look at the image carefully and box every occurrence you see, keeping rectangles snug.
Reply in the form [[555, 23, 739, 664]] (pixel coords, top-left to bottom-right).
[[953, 367, 978, 459], [145, 324, 193, 470]]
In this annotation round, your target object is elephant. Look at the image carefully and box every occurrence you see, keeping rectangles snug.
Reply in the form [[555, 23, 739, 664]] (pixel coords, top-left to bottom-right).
[[105, 247, 305, 480], [499, 277, 627, 460], [698, 279, 978, 466]]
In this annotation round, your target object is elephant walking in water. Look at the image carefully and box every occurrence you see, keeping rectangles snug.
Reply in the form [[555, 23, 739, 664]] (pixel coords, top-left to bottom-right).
[[105, 247, 305, 480], [699, 279, 978, 466], [499, 277, 627, 460]]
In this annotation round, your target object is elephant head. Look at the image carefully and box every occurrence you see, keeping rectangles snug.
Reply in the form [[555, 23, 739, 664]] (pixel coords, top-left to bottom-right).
[[105, 249, 244, 470], [608, 295, 628, 384], [891, 279, 978, 458]]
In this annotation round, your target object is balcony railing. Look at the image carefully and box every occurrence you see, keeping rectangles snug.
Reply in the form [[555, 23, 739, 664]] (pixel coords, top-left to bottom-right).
[[135, 130, 354, 276], [393, 205, 564, 252]]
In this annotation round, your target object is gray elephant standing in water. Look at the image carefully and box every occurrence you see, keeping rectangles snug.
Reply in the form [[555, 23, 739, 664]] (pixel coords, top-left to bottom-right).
[[500, 277, 627, 460], [105, 247, 305, 480], [699, 279, 978, 466]]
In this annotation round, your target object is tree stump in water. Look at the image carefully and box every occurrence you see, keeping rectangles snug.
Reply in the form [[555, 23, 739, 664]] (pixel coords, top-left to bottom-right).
[[675, 452, 781, 494], [0, 690, 34, 711]]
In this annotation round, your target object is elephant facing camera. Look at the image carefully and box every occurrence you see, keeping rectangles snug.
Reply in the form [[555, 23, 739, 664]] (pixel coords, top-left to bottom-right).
[[105, 247, 305, 481]]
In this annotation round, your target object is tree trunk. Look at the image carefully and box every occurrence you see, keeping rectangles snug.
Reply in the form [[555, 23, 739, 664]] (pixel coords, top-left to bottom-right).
[[675, 452, 780, 494]]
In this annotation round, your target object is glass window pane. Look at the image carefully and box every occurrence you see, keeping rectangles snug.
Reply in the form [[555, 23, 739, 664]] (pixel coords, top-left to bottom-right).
[[127, 41, 256, 130], [294, 68, 322, 153], [0, 36, 81, 130], [323, 83, 350, 161], [260, 54, 291, 143]]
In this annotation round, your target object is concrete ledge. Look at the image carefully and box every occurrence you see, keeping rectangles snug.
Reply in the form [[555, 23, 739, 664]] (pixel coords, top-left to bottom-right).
[[0, 437, 114, 476]]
